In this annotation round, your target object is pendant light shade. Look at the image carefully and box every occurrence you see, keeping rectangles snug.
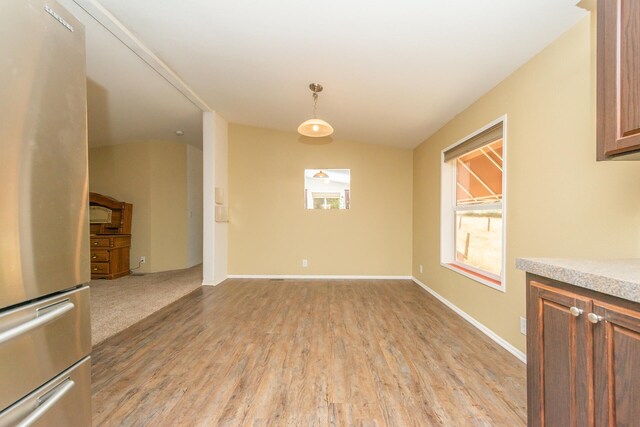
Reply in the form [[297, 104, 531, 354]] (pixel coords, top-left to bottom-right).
[[298, 83, 334, 138], [298, 118, 334, 138], [313, 170, 329, 179]]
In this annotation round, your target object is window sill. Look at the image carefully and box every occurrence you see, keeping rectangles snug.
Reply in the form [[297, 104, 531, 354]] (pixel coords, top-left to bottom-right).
[[440, 262, 505, 292]]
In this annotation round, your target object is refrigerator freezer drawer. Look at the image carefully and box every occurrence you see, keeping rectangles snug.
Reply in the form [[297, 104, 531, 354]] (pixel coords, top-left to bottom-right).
[[0, 356, 91, 427], [0, 287, 90, 411]]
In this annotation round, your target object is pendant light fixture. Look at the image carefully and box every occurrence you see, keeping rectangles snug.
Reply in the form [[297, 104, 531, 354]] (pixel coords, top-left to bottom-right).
[[313, 170, 329, 179], [297, 83, 334, 137]]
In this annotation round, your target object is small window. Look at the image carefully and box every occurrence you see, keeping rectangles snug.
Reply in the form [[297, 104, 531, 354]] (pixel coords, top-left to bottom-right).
[[441, 118, 506, 291], [304, 169, 350, 210]]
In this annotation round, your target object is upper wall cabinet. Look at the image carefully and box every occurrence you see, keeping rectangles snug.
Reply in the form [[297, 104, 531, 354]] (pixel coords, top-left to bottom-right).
[[597, 0, 640, 160]]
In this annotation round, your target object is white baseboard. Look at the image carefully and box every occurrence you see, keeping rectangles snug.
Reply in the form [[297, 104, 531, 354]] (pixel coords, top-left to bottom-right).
[[412, 277, 527, 364], [201, 276, 228, 287], [226, 274, 412, 280]]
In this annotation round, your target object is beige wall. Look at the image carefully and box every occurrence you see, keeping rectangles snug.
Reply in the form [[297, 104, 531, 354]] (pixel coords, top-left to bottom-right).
[[187, 145, 204, 267], [203, 111, 229, 285], [228, 124, 413, 276], [89, 141, 202, 273], [89, 142, 153, 272], [214, 114, 229, 284], [149, 142, 189, 271], [413, 15, 640, 353]]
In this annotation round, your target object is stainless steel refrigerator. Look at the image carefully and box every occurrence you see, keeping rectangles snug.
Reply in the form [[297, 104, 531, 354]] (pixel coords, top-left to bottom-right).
[[0, 0, 92, 425]]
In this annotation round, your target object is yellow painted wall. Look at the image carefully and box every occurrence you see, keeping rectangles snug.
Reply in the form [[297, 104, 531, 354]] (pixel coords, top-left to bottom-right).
[[413, 15, 640, 353], [89, 142, 153, 273], [228, 124, 413, 276], [89, 141, 199, 273], [187, 145, 204, 267], [149, 142, 189, 271]]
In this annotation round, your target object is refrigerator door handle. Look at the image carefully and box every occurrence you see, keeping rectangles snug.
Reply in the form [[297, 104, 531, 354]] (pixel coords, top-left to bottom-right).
[[15, 378, 75, 427], [0, 301, 74, 345]]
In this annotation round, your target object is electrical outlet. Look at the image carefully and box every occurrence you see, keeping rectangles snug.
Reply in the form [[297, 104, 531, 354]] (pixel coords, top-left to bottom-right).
[[520, 317, 527, 335], [302, 259, 308, 268], [419, 265, 423, 274], [140, 256, 146, 265]]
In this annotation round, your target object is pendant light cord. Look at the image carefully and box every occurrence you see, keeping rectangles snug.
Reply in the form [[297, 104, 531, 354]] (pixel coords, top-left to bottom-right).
[[313, 92, 318, 118]]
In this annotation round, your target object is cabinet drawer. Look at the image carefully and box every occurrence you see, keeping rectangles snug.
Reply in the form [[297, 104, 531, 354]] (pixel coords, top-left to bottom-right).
[[0, 356, 91, 426], [91, 263, 109, 274], [90, 238, 110, 248], [0, 286, 90, 410], [90, 250, 109, 262]]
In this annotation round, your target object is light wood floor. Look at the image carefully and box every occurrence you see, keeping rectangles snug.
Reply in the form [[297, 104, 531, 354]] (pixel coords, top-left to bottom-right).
[[91, 279, 526, 426]]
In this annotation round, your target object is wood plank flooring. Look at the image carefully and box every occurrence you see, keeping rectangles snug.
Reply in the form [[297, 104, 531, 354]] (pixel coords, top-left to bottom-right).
[[91, 279, 526, 426]]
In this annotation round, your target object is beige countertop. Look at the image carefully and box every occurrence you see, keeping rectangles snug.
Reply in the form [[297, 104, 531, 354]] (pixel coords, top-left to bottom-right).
[[516, 258, 640, 304]]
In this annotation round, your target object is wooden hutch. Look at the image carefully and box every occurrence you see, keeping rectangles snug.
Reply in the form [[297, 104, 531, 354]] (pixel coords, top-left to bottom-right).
[[89, 193, 133, 280]]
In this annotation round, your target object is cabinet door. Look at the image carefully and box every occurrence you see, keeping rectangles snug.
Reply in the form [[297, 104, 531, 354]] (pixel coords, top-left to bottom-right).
[[527, 282, 594, 427], [592, 302, 640, 426], [597, 0, 640, 159]]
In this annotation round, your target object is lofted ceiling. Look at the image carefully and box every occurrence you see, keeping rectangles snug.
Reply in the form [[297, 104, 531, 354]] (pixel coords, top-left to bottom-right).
[[63, 0, 586, 149], [58, 0, 203, 148]]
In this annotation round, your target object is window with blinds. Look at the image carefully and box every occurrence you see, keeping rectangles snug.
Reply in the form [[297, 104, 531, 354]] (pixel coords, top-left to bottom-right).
[[441, 119, 506, 291]]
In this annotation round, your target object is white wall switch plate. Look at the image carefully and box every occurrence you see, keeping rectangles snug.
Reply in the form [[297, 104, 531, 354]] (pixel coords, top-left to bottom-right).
[[419, 265, 423, 274], [520, 317, 527, 335], [302, 259, 308, 268]]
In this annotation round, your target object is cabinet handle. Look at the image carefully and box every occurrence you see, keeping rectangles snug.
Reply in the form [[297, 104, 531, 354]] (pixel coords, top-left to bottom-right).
[[569, 306, 583, 317], [587, 313, 604, 324]]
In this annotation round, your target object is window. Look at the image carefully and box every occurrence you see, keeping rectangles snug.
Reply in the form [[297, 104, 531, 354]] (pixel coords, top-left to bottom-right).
[[304, 169, 350, 210], [441, 118, 506, 291]]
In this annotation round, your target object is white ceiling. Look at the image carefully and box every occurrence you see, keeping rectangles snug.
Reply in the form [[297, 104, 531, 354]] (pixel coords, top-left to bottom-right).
[[66, 0, 586, 149], [58, 0, 203, 148]]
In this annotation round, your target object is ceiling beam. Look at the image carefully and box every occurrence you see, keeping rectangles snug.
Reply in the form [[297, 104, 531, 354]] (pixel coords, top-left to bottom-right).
[[73, 0, 212, 112]]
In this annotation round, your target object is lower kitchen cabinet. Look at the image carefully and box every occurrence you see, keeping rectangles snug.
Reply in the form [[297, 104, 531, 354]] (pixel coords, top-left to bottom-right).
[[527, 276, 640, 427], [592, 301, 640, 426]]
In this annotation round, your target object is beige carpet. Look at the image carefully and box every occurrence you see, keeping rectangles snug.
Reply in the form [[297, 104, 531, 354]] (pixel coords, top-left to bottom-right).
[[90, 264, 202, 345]]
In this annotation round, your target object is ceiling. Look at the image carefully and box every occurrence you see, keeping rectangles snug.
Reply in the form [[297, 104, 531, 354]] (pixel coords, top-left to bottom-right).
[[64, 0, 586, 149], [58, 0, 203, 148]]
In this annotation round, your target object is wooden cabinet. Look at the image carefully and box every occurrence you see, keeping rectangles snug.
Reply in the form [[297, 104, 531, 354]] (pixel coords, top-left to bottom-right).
[[90, 235, 131, 280], [597, 0, 640, 160], [527, 283, 593, 426], [89, 193, 133, 280], [527, 276, 640, 426], [592, 302, 640, 425]]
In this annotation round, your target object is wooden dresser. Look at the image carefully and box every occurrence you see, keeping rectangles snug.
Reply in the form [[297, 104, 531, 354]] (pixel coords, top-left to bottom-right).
[[89, 193, 133, 280]]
